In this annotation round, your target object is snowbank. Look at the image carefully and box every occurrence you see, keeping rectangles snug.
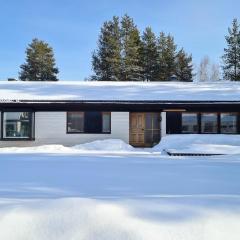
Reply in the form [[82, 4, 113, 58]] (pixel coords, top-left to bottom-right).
[[1, 135, 240, 155], [72, 139, 135, 151], [155, 134, 240, 155], [0, 139, 139, 154], [1, 80, 240, 101]]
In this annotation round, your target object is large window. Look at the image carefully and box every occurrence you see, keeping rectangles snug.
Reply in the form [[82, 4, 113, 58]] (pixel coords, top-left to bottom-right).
[[201, 113, 218, 133], [2, 112, 33, 139], [167, 111, 239, 135], [67, 112, 111, 134], [182, 113, 198, 133], [220, 113, 238, 134], [67, 112, 84, 133]]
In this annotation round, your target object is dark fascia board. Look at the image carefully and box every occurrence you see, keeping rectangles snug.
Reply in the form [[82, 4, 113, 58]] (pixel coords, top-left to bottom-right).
[[0, 100, 240, 112], [1, 99, 240, 103]]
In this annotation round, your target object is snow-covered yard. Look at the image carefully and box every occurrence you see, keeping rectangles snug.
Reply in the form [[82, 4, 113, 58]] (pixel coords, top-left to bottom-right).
[[0, 137, 240, 239]]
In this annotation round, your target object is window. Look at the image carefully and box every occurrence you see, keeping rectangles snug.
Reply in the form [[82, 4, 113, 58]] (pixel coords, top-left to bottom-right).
[[2, 112, 33, 139], [220, 113, 238, 134], [67, 111, 111, 134], [182, 113, 198, 133], [102, 112, 111, 133], [201, 113, 218, 133], [67, 112, 84, 133]]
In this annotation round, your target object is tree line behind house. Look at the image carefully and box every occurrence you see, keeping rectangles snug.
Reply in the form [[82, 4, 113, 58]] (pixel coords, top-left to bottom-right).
[[18, 16, 240, 82], [91, 15, 193, 82]]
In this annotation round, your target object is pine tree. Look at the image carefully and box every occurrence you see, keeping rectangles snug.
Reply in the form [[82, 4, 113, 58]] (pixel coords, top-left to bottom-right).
[[222, 18, 240, 81], [19, 38, 59, 81], [157, 33, 177, 81], [141, 27, 158, 81], [92, 16, 122, 81], [175, 48, 193, 81], [121, 15, 143, 81]]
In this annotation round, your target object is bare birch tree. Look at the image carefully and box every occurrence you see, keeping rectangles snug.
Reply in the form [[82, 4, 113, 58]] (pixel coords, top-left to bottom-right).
[[198, 56, 210, 81], [210, 64, 220, 81]]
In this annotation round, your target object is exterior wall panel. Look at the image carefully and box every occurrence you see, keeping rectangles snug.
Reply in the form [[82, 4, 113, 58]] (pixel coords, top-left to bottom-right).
[[161, 112, 166, 137], [0, 112, 129, 147]]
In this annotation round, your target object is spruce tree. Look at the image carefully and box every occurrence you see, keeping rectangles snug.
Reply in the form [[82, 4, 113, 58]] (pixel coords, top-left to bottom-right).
[[222, 18, 240, 81], [157, 33, 177, 81], [19, 38, 59, 81], [92, 16, 122, 81], [175, 48, 193, 81], [141, 27, 158, 81], [121, 15, 143, 81], [165, 34, 177, 80], [157, 32, 167, 81]]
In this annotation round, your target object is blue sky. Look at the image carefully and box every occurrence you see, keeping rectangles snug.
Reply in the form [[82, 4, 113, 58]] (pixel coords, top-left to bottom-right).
[[0, 0, 239, 80]]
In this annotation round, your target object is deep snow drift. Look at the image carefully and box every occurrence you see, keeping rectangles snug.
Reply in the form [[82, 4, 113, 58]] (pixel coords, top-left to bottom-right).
[[1, 136, 240, 239], [0, 152, 240, 239]]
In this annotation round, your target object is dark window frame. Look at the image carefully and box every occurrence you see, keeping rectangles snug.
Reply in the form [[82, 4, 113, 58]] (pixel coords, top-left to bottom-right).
[[179, 112, 240, 135], [181, 112, 200, 134], [220, 112, 239, 134], [66, 111, 111, 134], [200, 112, 219, 134], [0, 110, 35, 141], [66, 111, 85, 134]]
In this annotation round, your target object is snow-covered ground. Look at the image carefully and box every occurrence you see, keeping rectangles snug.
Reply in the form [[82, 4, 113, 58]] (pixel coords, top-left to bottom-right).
[[1, 80, 240, 101], [0, 137, 240, 239]]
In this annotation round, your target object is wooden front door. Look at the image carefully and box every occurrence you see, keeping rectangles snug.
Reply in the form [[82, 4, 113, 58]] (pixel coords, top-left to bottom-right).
[[130, 112, 161, 147], [130, 113, 145, 147]]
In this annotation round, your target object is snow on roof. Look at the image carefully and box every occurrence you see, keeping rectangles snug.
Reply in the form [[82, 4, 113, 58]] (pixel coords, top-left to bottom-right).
[[0, 81, 240, 102]]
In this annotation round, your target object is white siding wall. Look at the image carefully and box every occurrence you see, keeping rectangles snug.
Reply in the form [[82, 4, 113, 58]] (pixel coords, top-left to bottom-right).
[[0, 112, 129, 147], [161, 112, 167, 137]]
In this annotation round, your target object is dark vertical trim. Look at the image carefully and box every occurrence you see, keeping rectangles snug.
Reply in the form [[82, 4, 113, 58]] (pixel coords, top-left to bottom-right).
[[66, 112, 67, 134], [30, 112, 35, 140], [0, 111, 3, 140], [197, 113, 201, 133], [217, 113, 221, 134], [66, 112, 68, 134], [236, 112, 240, 134]]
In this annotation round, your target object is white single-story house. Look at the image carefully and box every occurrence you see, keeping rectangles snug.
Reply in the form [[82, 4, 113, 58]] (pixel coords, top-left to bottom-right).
[[0, 81, 240, 148]]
